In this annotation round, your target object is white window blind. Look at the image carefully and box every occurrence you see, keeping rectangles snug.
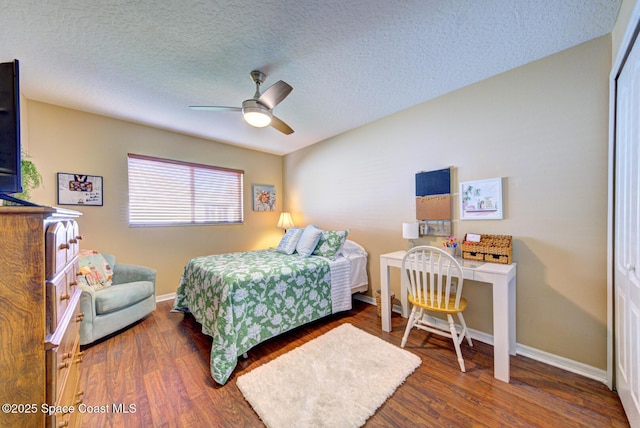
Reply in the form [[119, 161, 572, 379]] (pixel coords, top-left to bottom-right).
[[127, 154, 244, 226]]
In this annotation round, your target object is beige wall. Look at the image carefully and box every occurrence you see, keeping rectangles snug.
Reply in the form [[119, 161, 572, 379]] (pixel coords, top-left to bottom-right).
[[284, 35, 611, 369], [613, 0, 637, 57], [24, 102, 284, 297]]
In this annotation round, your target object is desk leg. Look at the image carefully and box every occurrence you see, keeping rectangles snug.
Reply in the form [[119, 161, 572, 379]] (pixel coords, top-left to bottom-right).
[[492, 275, 516, 383], [508, 275, 517, 355], [379, 260, 392, 332], [400, 268, 409, 318]]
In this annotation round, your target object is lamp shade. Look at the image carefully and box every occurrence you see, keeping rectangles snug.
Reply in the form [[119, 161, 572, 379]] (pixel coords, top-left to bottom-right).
[[402, 222, 419, 240], [277, 212, 294, 229]]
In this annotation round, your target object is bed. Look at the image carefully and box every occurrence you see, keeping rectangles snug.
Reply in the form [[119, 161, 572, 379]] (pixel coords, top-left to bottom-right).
[[172, 227, 368, 385]]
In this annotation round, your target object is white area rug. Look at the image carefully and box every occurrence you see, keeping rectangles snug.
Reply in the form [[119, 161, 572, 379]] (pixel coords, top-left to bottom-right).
[[236, 323, 421, 428]]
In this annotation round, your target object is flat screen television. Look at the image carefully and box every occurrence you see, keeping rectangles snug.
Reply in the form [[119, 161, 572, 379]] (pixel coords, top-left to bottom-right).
[[0, 59, 32, 205]]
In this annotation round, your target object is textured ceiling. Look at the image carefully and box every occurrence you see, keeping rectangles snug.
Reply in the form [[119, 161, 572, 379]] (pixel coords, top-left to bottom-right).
[[0, 0, 621, 155]]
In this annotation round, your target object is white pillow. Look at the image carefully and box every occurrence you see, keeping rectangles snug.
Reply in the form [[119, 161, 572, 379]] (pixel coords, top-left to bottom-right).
[[340, 240, 367, 257], [295, 225, 323, 257], [276, 227, 304, 255]]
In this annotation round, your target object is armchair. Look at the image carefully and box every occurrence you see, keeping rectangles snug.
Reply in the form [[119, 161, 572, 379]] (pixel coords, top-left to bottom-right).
[[78, 253, 156, 345]]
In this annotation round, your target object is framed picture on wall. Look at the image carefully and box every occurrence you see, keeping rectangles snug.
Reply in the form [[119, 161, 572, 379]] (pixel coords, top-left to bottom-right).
[[57, 173, 103, 206], [252, 184, 276, 211], [460, 177, 503, 220]]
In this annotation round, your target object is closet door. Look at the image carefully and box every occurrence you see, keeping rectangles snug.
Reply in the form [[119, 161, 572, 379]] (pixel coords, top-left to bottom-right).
[[614, 22, 640, 427]]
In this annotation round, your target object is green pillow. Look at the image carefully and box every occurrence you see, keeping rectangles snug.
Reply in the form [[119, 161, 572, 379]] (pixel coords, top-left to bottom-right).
[[313, 230, 349, 260]]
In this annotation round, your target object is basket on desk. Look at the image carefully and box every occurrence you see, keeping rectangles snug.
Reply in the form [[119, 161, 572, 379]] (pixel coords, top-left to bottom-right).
[[375, 290, 395, 317], [462, 234, 513, 264]]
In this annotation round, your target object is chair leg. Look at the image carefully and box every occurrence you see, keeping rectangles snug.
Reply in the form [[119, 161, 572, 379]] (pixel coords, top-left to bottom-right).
[[401, 306, 418, 348], [457, 312, 473, 347], [447, 314, 466, 372]]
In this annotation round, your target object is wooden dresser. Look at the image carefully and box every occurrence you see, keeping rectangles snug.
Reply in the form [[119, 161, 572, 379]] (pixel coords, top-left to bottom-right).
[[0, 206, 85, 428]]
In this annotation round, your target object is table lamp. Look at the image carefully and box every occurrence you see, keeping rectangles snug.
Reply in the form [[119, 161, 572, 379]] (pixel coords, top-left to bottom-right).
[[402, 222, 419, 248], [277, 212, 294, 233]]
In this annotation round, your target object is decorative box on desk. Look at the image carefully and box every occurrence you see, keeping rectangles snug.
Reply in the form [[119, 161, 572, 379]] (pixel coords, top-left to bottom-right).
[[462, 234, 513, 264]]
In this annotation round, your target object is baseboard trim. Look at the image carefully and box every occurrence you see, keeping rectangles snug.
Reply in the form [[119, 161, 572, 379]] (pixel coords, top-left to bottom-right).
[[353, 293, 375, 305], [354, 294, 608, 385], [156, 292, 176, 303], [515, 343, 608, 384]]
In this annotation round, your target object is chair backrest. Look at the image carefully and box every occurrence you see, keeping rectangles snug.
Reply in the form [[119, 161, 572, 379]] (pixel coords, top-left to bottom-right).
[[402, 246, 465, 309]]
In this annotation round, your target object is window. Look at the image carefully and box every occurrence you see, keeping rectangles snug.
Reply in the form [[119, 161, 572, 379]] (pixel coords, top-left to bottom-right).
[[127, 154, 244, 226]]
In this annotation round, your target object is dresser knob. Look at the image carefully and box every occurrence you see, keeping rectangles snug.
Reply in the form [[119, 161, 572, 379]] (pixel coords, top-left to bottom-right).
[[58, 361, 70, 370], [58, 420, 69, 428], [69, 280, 78, 287], [58, 243, 70, 250], [69, 238, 77, 244], [76, 312, 85, 322], [60, 293, 70, 301], [61, 352, 71, 360], [76, 235, 83, 240]]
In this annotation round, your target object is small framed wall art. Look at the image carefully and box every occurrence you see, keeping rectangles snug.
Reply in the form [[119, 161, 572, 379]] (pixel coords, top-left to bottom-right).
[[252, 184, 276, 211], [460, 177, 503, 220], [57, 173, 103, 206]]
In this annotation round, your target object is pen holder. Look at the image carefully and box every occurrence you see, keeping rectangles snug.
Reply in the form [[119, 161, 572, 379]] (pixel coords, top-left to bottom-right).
[[444, 247, 457, 258]]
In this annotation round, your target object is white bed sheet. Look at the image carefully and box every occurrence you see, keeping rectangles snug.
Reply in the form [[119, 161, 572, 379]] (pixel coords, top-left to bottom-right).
[[347, 253, 368, 289]]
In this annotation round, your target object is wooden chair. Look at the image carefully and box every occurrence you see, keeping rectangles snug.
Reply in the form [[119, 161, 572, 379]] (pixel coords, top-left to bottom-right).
[[400, 245, 473, 372]]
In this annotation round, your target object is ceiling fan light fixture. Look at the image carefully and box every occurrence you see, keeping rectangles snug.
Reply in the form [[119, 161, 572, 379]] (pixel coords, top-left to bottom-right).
[[242, 100, 272, 128], [191, 71, 293, 134]]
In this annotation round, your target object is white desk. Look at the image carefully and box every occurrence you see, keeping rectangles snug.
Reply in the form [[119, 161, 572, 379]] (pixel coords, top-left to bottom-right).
[[379, 250, 517, 382]]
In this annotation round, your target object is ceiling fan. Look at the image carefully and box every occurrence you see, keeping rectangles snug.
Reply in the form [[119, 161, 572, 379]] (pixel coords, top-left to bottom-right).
[[190, 70, 294, 135]]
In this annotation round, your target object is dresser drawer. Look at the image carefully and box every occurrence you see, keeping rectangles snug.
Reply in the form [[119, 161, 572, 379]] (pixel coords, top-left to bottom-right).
[[50, 341, 83, 428], [50, 411, 72, 428], [46, 221, 71, 280], [46, 262, 80, 334], [66, 383, 84, 428], [67, 259, 80, 294], [46, 290, 83, 405], [67, 220, 81, 260], [46, 273, 68, 334]]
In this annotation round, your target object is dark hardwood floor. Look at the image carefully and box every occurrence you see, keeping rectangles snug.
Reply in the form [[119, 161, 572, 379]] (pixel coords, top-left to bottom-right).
[[79, 299, 630, 427]]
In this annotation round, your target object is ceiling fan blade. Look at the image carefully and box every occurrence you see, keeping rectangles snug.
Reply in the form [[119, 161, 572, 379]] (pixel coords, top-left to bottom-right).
[[270, 115, 294, 135], [189, 106, 241, 112], [258, 80, 292, 109]]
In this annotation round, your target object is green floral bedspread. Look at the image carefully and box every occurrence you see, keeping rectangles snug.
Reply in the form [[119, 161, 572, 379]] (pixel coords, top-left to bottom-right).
[[173, 249, 332, 385]]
